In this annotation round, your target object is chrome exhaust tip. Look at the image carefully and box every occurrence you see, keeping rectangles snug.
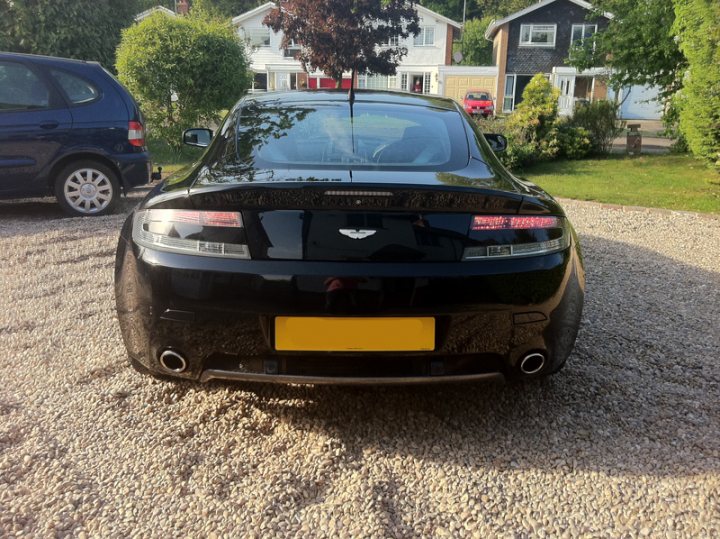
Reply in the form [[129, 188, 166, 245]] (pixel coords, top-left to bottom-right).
[[519, 352, 546, 375], [158, 349, 188, 373]]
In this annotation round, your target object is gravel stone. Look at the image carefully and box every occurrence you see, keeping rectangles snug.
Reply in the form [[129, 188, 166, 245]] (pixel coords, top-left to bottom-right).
[[1, 193, 719, 537]]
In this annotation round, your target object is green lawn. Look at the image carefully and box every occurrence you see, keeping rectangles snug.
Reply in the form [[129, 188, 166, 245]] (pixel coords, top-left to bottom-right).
[[147, 137, 203, 176], [522, 154, 720, 214]]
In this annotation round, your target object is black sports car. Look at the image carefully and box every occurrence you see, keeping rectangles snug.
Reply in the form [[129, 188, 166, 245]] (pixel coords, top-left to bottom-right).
[[115, 90, 584, 384]]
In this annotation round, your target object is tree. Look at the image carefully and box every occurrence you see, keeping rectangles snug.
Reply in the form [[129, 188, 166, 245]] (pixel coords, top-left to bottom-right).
[[134, 0, 176, 11], [192, 0, 264, 19], [264, 0, 421, 85], [0, 1, 12, 50], [459, 17, 493, 66], [569, 0, 686, 99], [419, 0, 478, 22], [116, 12, 252, 149], [0, 0, 138, 68], [472, 0, 537, 18], [419, 0, 535, 22], [672, 0, 720, 167]]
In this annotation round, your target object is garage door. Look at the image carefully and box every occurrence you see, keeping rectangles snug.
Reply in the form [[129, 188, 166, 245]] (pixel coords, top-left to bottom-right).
[[619, 85, 663, 120], [444, 75, 497, 103]]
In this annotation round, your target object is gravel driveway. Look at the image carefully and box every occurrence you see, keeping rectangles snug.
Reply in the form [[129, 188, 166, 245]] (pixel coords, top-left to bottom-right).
[[1, 191, 718, 537]]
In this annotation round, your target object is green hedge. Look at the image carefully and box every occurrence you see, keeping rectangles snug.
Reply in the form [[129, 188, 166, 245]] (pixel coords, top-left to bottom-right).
[[673, 0, 720, 168]]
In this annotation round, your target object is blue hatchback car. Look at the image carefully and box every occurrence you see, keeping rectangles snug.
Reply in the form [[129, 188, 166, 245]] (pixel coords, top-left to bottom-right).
[[0, 52, 150, 216]]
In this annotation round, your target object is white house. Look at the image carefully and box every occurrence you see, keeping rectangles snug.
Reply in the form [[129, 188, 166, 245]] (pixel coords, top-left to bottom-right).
[[231, 2, 462, 94], [134, 5, 177, 22]]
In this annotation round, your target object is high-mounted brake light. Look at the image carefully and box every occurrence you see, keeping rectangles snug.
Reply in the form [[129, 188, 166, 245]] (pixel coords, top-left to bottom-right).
[[128, 121, 145, 147], [132, 209, 250, 259], [471, 215, 560, 231]]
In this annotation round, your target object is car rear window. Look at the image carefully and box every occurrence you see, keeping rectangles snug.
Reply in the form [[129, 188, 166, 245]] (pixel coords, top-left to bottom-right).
[[231, 101, 469, 171], [466, 93, 489, 100], [50, 70, 99, 104]]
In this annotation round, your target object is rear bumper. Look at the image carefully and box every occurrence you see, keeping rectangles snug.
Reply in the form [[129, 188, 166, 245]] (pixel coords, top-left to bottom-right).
[[114, 152, 151, 189], [199, 370, 504, 385], [114, 219, 584, 384], [465, 108, 494, 117]]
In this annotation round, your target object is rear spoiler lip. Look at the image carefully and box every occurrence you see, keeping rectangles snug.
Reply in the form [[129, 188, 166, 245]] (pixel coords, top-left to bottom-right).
[[141, 181, 563, 217], [192, 182, 523, 212]]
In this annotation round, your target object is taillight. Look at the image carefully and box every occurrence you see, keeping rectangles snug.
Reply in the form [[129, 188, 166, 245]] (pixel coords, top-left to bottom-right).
[[471, 215, 560, 230], [132, 209, 250, 259], [128, 121, 145, 147], [463, 215, 569, 260]]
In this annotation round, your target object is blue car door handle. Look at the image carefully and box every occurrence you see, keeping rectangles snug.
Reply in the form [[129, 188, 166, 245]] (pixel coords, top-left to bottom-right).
[[40, 121, 59, 130]]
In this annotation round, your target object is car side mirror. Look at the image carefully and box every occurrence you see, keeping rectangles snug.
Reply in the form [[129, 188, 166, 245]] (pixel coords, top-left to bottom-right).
[[484, 133, 507, 153], [183, 128, 213, 148]]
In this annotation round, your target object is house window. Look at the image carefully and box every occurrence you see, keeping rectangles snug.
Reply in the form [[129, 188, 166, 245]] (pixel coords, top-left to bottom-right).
[[571, 24, 597, 45], [519, 24, 556, 47], [252, 72, 267, 92], [413, 26, 435, 46], [400, 73, 408, 91], [384, 36, 400, 47], [358, 74, 390, 90], [388, 75, 398, 89], [503, 74, 516, 112], [245, 28, 270, 47]]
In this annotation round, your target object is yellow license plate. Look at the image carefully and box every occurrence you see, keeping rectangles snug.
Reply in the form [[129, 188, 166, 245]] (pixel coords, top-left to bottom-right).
[[274, 317, 435, 352]]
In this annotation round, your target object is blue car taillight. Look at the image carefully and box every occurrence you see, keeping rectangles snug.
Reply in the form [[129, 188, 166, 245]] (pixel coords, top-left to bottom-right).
[[132, 209, 250, 259], [462, 215, 570, 260]]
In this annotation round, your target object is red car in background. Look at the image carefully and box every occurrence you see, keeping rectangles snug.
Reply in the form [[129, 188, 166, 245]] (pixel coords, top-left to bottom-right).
[[463, 90, 494, 118]]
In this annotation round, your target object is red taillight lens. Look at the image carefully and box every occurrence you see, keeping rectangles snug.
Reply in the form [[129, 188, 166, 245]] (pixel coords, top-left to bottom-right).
[[153, 209, 243, 228], [128, 121, 145, 147], [464, 215, 569, 260], [132, 209, 250, 259], [471, 215, 561, 231]]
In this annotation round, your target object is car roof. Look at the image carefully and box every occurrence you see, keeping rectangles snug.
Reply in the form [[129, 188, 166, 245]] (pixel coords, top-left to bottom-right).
[[245, 90, 461, 112], [0, 51, 101, 68]]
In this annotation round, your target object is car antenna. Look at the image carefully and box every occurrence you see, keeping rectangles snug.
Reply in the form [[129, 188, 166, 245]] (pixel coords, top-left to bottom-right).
[[348, 66, 356, 105], [349, 66, 356, 157]]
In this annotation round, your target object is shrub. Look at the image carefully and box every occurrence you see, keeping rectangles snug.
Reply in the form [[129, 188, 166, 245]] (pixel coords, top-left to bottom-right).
[[556, 123, 592, 159], [570, 100, 624, 154], [116, 13, 252, 150], [474, 75, 592, 168], [673, 0, 720, 168], [661, 100, 689, 153], [505, 74, 560, 142], [498, 74, 561, 168]]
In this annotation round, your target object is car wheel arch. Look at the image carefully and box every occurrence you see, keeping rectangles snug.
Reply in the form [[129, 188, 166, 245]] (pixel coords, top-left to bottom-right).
[[48, 152, 123, 193]]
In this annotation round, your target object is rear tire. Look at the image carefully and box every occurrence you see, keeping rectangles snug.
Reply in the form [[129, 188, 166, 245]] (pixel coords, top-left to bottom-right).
[[55, 160, 120, 216], [129, 355, 153, 375], [129, 355, 172, 381]]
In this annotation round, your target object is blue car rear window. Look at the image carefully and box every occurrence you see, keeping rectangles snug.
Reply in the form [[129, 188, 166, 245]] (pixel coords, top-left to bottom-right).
[[50, 70, 99, 105]]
